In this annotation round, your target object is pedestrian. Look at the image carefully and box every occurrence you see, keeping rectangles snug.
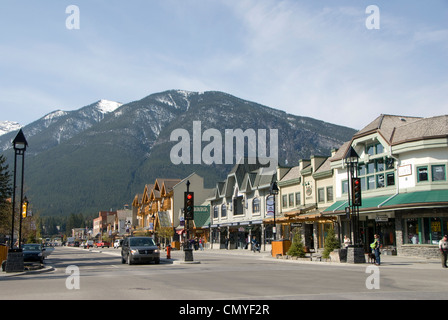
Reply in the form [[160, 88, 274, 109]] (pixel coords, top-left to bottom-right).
[[225, 236, 229, 250], [251, 236, 260, 253], [199, 237, 204, 251], [343, 235, 351, 248], [371, 234, 381, 265], [439, 235, 448, 268]]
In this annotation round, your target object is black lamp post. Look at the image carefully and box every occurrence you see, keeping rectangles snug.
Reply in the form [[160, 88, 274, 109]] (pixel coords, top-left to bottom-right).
[[344, 146, 361, 246], [269, 181, 279, 241], [6, 129, 28, 273]]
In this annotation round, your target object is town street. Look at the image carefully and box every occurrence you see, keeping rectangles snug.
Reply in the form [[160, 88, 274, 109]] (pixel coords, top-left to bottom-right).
[[1, 246, 448, 303]]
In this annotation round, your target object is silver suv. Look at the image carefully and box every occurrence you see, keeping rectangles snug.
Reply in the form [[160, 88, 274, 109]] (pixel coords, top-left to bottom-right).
[[121, 237, 160, 265]]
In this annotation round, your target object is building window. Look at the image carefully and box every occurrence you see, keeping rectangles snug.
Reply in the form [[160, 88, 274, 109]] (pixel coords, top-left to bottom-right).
[[295, 192, 301, 206], [326, 186, 333, 202], [288, 193, 294, 207], [342, 180, 348, 194], [376, 174, 385, 188], [318, 188, 325, 203], [403, 217, 447, 245], [357, 156, 395, 190], [221, 203, 227, 218], [417, 166, 428, 182], [252, 198, 260, 213], [213, 206, 219, 219], [432, 165, 446, 181], [386, 173, 395, 186], [282, 195, 288, 208]]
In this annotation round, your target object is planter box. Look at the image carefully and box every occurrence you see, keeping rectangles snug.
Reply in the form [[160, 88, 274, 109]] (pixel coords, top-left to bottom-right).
[[271, 240, 291, 257]]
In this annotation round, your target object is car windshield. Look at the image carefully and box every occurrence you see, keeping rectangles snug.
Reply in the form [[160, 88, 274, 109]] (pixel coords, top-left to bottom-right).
[[129, 238, 155, 247], [23, 244, 41, 251]]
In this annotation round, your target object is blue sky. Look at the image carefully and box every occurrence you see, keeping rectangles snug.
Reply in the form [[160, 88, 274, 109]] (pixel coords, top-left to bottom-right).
[[0, 0, 447, 129]]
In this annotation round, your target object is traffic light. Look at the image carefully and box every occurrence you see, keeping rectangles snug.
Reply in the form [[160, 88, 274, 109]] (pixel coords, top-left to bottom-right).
[[352, 177, 362, 206], [184, 192, 194, 220]]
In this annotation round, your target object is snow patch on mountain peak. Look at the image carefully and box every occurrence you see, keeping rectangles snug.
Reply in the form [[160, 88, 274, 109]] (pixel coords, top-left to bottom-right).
[[0, 120, 22, 136], [97, 100, 123, 113]]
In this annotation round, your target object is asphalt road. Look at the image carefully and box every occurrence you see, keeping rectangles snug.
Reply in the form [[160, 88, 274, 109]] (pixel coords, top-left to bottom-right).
[[1, 246, 448, 302]]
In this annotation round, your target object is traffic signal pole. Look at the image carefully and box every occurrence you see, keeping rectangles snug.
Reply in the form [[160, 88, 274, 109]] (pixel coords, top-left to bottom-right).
[[183, 180, 194, 262]]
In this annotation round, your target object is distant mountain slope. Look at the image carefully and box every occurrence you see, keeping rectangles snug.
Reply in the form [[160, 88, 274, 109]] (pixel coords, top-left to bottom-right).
[[1, 90, 356, 216], [0, 121, 22, 137]]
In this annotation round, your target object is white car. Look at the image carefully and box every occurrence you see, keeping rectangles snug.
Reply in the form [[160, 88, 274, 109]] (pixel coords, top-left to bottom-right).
[[114, 239, 123, 249]]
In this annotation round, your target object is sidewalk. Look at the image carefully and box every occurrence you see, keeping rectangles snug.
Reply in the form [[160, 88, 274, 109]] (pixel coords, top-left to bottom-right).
[[187, 247, 443, 270]]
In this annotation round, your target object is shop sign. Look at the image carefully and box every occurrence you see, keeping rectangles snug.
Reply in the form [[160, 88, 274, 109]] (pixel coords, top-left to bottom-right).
[[375, 215, 388, 222]]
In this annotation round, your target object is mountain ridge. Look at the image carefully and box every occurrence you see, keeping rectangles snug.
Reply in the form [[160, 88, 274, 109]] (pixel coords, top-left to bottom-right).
[[1, 90, 356, 216]]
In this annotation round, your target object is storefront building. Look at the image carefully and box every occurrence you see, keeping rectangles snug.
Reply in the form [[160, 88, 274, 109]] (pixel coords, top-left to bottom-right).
[[325, 114, 448, 258], [208, 161, 276, 251], [274, 155, 337, 251]]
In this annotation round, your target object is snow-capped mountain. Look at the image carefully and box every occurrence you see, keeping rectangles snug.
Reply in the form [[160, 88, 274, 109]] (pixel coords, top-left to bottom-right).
[[0, 120, 22, 136], [1, 90, 356, 217], [0, 99, 123, 153]]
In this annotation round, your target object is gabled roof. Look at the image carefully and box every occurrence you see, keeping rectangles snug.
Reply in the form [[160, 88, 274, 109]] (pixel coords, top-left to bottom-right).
[[391, 115, 448, 145], [354, 114, 422, 143]]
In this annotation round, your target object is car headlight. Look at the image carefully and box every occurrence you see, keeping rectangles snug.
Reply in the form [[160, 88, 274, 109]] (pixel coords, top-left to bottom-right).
[[154, 249, 160, 254], [130, 249, 139, 255], [38, 253, 42, 257]]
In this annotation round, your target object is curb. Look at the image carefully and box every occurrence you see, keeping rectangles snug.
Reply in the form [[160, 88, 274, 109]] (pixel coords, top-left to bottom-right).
[[1, 265, 55, 277]]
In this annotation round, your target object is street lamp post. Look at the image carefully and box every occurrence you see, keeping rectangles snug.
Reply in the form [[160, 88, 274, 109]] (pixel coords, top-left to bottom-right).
[[344, 146, 365, 263], [6, 129, 28, 273], [269, 181, 279, 241]]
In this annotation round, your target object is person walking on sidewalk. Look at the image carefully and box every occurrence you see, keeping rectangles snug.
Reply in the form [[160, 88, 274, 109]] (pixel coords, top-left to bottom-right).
[[439, 235, 448, 268], [371, 234, 381, 266]]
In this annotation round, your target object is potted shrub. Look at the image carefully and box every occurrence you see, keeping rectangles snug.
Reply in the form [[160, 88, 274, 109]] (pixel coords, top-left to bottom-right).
[[322, 228, 340, 261], [287, 233, 306, 259]]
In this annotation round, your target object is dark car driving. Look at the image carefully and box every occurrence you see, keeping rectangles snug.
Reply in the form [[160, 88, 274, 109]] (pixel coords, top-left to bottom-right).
[[22, 244, 44, 263], [121, 237, 160, 265]]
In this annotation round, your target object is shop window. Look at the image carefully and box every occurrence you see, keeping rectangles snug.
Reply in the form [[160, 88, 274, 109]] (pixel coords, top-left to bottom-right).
[[404, 218, 419, 244], [432, 165, 446, 181], [417, 166, 428, 182], [404, 217, 446, 245], [430, 218, 443, 244]]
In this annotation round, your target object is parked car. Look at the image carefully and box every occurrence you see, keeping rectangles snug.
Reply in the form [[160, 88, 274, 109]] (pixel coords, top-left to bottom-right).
[[22, 244, 45, 263], [95, 240, 110, 248], [114, 239, 123, 249], [121, 237, 160, 265]]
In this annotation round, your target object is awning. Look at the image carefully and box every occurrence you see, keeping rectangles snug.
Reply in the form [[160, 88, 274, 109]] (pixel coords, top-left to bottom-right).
[[324, 190, 448, 214], [264, 211, 336, 223]]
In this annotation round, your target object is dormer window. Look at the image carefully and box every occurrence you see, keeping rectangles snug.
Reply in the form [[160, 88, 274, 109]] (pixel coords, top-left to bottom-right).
[[366, 142, 384, 156]]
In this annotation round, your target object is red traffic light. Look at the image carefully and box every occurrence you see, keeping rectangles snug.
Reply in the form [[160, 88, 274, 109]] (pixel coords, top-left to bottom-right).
[[187, 193, 193, 200]]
